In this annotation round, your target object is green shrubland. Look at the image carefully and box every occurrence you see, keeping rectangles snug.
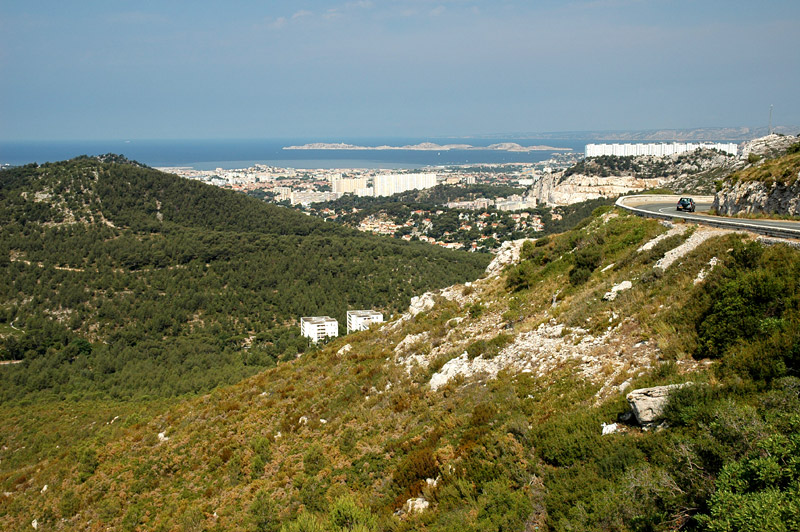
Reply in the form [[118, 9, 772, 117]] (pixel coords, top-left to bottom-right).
[[2, 181, 800, 532]]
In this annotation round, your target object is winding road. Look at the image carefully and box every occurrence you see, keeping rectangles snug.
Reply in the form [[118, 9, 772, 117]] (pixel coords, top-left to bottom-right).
[[617, 195, 800, 240]]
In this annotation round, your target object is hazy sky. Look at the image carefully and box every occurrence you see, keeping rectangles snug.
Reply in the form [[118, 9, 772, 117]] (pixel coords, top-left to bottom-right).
[[2, 0, 798, 140]]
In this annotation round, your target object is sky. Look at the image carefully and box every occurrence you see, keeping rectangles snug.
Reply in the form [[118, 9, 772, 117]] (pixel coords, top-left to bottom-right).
[[1, 0, 799, 140]]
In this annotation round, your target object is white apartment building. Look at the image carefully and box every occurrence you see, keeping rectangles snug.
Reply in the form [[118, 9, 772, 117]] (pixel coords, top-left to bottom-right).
[[290, 191, 341, 206], [585, 142, 738, 158], [300, 316, 339, 343], [332, 177, 369, 194], [373, 173, 438, 197], [346, 310, 384, 334]]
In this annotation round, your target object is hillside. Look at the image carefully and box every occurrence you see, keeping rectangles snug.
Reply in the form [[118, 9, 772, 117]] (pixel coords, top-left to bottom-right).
[[0, 156, 490, 401], [713, 137, 800, 217], [3, 205, 799, 531]]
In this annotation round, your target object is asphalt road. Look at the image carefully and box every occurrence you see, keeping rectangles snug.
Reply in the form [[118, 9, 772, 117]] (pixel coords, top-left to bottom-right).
[[636, 201, 800, 232]]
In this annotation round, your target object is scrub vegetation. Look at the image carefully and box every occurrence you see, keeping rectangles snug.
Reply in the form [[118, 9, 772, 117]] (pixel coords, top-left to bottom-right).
[[1, 159, 799, 531]]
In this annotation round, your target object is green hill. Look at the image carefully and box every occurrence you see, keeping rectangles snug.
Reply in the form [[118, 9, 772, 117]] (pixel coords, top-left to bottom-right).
[[0, 156, 490, 401], [2, 202, 799, 531]]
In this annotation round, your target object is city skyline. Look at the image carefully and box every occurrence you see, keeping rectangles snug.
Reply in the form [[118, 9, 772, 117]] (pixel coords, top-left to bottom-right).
[[2, 0, 799, 141]]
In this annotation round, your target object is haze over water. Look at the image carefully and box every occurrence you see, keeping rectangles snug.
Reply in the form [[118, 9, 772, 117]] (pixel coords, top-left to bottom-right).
[[0, 138, 586, 169]]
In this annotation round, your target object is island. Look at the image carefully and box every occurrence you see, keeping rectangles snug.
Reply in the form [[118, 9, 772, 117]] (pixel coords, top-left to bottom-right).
[[283, 142, 571, 152]]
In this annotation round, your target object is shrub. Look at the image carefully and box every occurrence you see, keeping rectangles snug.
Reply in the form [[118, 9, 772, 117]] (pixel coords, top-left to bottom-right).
[[59, 489, 81, 518], [569, 245, 602, 286], [466, 334, 512, 360], [303, 444, 328, 477], [468, 303, 485, 319], [392, 447, 438, 500], [520, 240, 537, 261], [328, 495, 377, 531], [569, 267, 592, 286]]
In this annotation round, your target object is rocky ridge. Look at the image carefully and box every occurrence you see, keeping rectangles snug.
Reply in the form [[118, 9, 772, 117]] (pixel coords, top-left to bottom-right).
[[390, 219, 730, 402], [713, 134, 800, 217]]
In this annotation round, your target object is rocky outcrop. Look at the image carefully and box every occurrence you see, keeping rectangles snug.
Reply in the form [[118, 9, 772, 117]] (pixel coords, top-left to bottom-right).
[[531, 172, 665, 206], [485, 239, 528, 276], [713, 179, 800, 217], [626, 383, 691, 425], [655, 227, 728, 271], [408, 292, 436, 317], [740, 134, 800, 160], [712, 134, 800, 216]]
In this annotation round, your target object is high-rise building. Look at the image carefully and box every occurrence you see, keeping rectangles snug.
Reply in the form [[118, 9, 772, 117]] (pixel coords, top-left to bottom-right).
[[585, 142, 738, 158], [346, 310, 384, 334], [332, 177, 369, 194], [373, 173, 438, 197]]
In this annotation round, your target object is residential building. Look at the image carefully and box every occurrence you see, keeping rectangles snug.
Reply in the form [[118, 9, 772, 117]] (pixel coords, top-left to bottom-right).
[[346, 310, 384, 334], [332, 177, 369, 194], [585, 142, 738, 158], [300, 316, 339, 343], [373, 173, 438, 197]]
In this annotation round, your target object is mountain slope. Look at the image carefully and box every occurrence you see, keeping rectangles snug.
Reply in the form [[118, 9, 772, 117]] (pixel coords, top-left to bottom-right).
[[4, 206, 798, 531], [0, 157, 490, 401]]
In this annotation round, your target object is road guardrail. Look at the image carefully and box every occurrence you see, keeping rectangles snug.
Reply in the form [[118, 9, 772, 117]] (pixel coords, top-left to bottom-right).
[[616, 195, 800, 240]]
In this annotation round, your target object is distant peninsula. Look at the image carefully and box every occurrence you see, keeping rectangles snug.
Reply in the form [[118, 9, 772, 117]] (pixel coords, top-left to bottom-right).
[[283, 142, 571, 152]]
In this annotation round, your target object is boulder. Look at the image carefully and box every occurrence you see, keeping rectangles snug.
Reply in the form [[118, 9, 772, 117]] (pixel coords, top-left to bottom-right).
[[404, 497, 430, 514], [601, 422, 619, 435], [336, 344, 352, 357], [603, 280, 632, 301], [626, 383, 691, 425], [408, 293, 436, 317]]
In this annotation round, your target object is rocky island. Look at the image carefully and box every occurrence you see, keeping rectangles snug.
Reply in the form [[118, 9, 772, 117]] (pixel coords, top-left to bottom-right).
[[283, 141, 571, 152]]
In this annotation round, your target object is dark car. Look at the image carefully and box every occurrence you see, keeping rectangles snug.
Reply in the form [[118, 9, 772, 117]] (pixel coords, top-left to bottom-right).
[[677, 197, 696, 212]]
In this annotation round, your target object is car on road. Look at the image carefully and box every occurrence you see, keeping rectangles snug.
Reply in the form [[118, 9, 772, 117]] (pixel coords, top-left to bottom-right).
[[677, 197, 696, 212]]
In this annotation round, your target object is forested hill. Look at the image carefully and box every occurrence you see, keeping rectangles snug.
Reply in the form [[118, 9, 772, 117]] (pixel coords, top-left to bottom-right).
[[2, 155, 334, 236], [0, 156, 490, 400]]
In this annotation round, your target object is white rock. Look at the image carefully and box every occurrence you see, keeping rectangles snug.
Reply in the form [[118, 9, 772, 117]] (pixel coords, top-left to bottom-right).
[[627, 383, 692, 425], [430, 353, 471, 391], [158, 432, 169, 442], [638, 225, 689, 252], [694, 256, 720, 285], [656, 228, 725, 270], [298, 416, 308, 425], [337, 343, 352, 356], [404, 497, 430, 514], [32, 519, 38, 530], [603, 280, 632, 301], [485, 239, 529, 276], [319, 419, 327, 424], [426, 477, 438, 487], [408, 292, 436, 317], [40, 485, 47, 494], [601, 422, 619, 435]]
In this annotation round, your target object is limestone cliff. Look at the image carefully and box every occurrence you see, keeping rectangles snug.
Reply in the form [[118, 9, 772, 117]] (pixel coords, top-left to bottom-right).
[[530, 172, 663, 206], [713, 134, 800, 216], [713, 178, 800, 217]]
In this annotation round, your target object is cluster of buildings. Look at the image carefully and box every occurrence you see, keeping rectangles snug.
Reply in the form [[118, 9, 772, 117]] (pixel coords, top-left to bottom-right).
[[444, 194, 539, 212], [300, 310, 384, 343], [585, 142, 739, 158]]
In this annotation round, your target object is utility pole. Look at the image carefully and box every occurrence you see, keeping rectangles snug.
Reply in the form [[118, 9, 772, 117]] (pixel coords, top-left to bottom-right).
[[768, 104, 773, 135]]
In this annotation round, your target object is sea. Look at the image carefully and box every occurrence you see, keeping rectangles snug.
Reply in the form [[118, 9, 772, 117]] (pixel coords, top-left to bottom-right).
[[0, 138, 588, 170]]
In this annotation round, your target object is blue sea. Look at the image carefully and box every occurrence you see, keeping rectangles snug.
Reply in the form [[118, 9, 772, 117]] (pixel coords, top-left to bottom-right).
[[0, 138, 587, 170]]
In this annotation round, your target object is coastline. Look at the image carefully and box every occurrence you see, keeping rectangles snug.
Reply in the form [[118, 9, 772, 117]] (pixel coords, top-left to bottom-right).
[[283, 142, 572, 152]]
